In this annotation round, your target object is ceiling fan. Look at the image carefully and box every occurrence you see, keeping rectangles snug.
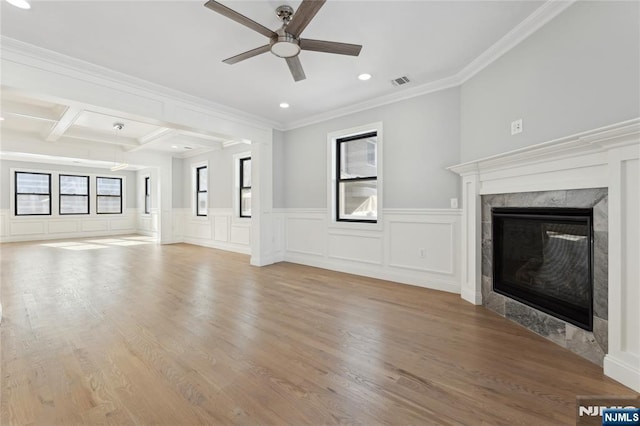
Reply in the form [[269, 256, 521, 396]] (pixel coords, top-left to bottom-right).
[[204, 0, 362, 82]]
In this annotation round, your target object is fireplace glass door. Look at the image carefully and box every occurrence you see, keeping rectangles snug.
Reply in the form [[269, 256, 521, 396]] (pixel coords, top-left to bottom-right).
[[492, 207, 593, 330]]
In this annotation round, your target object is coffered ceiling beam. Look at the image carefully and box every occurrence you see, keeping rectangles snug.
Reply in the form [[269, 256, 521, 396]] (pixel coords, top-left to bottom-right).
[[1, 100, 60, 122], [127, 127, 176, 152], [45, 106, 84, 142]]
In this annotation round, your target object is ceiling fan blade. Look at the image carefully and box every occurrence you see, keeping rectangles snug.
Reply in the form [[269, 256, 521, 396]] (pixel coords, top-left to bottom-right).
[[286, 56, 306, 82], [286, 0, 326, 38], [204, 1, 276, 39], [223, 45, 271, 64], [300, 38, 362, 56]]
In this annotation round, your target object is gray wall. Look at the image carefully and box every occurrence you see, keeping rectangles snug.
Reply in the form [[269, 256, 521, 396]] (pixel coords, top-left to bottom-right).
[[0, 159, 137, 209], [182, 144, 252, 210], [272, 129, 285, 209], [461, 1, 640, 162], [281, 87, 461, 209], [172, 157, 184, 208]]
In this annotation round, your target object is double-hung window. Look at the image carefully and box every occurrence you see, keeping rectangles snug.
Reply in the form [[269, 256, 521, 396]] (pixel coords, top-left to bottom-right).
[[15, 172, 51, 216], [144, 177, 150, 214], [60, 174, 89, 215], [239, 157, 251, 218], [336, 131, 378, 222], [96, 177, 122, 214], [196, 166, 208, 216]]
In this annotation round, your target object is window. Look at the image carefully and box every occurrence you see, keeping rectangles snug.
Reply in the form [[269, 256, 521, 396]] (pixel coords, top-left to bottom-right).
[[96, 177, 122, 214], [59, 174, 89, 215], [15, 172, 51, 215], [336, 131, 378, 222], [239, 157, 251, 218], [196, 166, 207, 216], [144, 176, 150, 214]]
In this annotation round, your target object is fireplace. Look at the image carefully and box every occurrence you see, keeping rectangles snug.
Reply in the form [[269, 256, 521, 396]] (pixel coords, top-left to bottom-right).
[[492, 207, 593, 330]]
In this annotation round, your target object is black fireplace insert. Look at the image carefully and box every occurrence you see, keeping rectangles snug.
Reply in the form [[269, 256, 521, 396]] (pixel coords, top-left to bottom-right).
[[492, 207, 593, 330]]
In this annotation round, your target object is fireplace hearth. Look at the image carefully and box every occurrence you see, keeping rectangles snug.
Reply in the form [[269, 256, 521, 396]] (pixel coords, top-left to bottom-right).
[[492, 207, 593, 330]]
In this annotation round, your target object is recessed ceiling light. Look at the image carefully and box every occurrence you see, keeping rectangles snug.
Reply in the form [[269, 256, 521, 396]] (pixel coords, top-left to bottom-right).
[[358, 73, 372, 81], [0, 117, 5, 121], [6, 0, 31, 9], [171, 145, 179, 149], [279, 102, 290, 109]]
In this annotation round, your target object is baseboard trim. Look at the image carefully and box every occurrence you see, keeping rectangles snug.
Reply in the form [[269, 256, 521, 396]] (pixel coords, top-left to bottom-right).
[[604, 354, 640, 392], [182, 237, 251, 255], [0, 229, 137, 243], [461, 287, 483, 305], [284, 253, 460, 294]]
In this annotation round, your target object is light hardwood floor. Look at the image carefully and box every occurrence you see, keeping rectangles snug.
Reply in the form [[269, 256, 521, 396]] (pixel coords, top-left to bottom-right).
[[0, 237, 636, 425]]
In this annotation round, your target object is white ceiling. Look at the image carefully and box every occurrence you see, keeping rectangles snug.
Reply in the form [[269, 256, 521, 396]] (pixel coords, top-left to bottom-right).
[[0, 0, 545, 127]]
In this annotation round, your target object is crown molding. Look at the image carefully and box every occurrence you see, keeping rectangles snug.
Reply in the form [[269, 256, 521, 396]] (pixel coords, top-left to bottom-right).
[[456, 0, 576, 84], [282, 0, 576, 131], [0, 36, 282, 131], [282, 74, 463, 131]]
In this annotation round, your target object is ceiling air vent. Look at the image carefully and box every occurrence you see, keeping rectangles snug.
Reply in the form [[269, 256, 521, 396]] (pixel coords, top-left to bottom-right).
[[391, 76, 411, 87]]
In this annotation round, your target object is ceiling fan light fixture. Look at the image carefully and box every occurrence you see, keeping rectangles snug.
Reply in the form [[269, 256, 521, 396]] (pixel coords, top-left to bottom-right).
[[270, 33, 300, 58], [5, 0, 31, 9]]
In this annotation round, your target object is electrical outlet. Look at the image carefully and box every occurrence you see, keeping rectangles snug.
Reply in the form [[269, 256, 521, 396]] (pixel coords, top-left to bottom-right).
[[450, 198, 458, 209], [511, 119, 523, 135]]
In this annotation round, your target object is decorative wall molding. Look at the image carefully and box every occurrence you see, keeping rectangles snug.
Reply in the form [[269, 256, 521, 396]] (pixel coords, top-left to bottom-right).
[[274, 208, 462, 294], [448, 118, 640, 392], [173, 208, 251, 255], [0, 208, 138, 243]]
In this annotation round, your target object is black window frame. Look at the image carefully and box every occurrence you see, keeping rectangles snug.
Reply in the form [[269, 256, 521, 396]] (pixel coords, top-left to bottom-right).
[[336, 131, 378, 223], [59, 174, 90, 215], [15, 171, 52, 216], [239, 157, 251, 218], [96, 176, 123, 215], [144, 176, 150, 215], [196, 166, 207, 217]]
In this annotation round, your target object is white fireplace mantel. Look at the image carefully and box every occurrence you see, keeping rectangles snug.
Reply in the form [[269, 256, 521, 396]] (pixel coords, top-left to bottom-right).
[[448, 118, 640, 392]]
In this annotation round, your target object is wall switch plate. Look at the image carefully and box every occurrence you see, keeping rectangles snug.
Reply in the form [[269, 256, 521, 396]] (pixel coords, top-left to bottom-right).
[[419, 248, 425, 258], [450, 198, 459, 209], [511, 119, 523, 135]]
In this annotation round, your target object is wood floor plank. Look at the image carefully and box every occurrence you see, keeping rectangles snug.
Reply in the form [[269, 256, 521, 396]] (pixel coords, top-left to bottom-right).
[[1, 237, 637, 425]]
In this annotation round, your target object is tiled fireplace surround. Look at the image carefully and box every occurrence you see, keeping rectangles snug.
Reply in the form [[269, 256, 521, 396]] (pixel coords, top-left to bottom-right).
[[449, 119, 640, 392], [481, 189, 608, 365]]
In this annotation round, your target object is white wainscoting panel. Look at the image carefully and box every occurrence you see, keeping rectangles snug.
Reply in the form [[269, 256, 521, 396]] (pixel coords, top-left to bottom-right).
[[81, 220, 108, 232], [0, 209, 138, 242], [177, 208, 251, 254], [388, 220, 454, 274], [48, 220, 79, 234], [0, 211, 7, 237], [10, 221, 45, 236], [137, 210, 159, 238], [285, 213, 325, 256], [621, 158, 639, 354], [230, 224, 250, 245], [328, 232, 382, 265], [214, 216, 229, 242], [275, 208, 462, 294]]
